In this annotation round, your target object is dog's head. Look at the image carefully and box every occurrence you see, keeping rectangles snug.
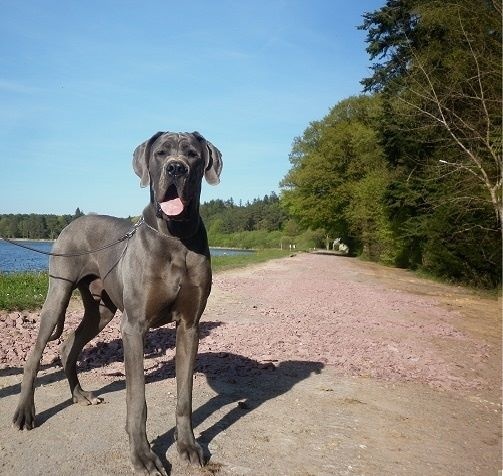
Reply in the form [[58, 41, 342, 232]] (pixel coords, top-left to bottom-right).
[[133, 131, 222, 222]]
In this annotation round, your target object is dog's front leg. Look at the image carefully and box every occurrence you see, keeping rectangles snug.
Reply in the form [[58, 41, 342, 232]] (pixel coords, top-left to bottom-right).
[[175, 318, 204, 466], [122, 317, 167, 476]]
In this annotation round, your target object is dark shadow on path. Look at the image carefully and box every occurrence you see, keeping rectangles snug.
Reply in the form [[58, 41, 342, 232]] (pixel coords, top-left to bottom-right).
[[0, 321, 222, 399], [309, 251, 354, 258], [1, 322, 323, 475], [150, 355, 324, 469]]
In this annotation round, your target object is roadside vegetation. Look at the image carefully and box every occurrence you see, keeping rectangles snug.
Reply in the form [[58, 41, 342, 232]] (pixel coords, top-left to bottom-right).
[[211, 249, 291, 272], [0, 272, 48, 311], [281, 0, 501, 288]]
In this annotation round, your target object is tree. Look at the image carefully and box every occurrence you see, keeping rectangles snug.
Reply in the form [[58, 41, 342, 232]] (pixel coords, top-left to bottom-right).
[[200, 193, 287, 239], [359, 0, 501, 284], [45, 215, 63, 239], [361, 0, 502, 224], [281, 95, 394, 258]]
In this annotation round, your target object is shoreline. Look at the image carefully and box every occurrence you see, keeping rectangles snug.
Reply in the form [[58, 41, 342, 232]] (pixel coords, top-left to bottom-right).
[[1, 239, 253, 249], [0, 238, 55, 243], [0, 244, 258, 274]]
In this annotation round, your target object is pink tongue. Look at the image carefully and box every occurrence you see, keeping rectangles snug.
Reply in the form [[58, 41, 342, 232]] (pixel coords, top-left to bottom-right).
[[160, 198, 184, 216]]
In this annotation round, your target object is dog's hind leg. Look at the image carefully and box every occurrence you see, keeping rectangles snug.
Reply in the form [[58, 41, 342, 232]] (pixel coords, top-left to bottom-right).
[[13, 277, 74, 430], [60, 279, 116, 405]]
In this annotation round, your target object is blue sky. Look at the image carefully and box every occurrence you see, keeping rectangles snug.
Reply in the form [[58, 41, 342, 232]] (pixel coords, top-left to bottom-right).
[[0, 0, 384, 216]]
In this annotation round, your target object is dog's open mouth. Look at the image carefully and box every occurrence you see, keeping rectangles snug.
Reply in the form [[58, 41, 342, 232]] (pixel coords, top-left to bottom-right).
[[159, 184, 185, 217]]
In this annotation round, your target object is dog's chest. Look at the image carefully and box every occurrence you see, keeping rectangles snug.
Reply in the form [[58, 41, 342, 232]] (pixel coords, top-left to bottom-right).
[[142, 254, 208, 327], [147, 253, 186, 298]]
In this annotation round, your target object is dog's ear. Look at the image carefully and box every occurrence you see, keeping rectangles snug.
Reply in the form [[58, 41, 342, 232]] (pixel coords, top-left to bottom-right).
[[204, 141, 223, 185], [191, 131, 223, 185], [132, 132, 164, 187]]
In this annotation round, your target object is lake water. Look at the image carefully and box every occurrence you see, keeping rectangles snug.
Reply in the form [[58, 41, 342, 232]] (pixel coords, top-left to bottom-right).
[[0, 240, 253, 273]]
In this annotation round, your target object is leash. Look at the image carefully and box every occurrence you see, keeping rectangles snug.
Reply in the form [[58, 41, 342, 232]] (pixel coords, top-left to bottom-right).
[[140, 216, 182, 240], [0, 217, 145, 257]]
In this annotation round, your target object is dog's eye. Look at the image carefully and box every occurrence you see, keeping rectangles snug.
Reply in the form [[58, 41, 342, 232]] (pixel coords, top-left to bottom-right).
[[157, 150, 166, 156], [188, 150, 199, 158]]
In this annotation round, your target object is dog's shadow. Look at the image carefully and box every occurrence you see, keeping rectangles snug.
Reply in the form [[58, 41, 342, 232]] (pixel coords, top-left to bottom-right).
[[1, 322, 324, 473], [0, 321, 222, 399], [150, 356, 324, 469], [79, 320, 223, 370]]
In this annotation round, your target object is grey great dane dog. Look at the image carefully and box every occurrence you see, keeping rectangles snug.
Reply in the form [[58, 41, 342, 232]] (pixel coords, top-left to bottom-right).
[[12, 131, 222, 475]]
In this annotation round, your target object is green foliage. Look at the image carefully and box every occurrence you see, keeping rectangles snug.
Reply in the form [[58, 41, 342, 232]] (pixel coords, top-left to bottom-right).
[[281, 95, 395, 260], [362, 0, 501, 285], [280, 1, 502, 287], [201, 192, 287, 235], [0, 272, 48, 310], [0, 212, 80, 239], [211, 249, 292, 273], [201, 192, 297, 249], [344, 171, 402, 264], [420, 204, 501, 288], [293, 228, 327, 250], [209, 230, 283, 249], [201, 193, 327, 251], [362, 0, 502, 222]]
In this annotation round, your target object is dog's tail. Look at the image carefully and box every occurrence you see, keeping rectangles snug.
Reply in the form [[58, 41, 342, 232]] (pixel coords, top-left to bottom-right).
[[48, 315, 66, 341]]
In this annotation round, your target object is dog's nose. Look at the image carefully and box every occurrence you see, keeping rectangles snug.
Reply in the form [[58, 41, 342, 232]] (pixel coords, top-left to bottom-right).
[[166, 161, 188, 177]]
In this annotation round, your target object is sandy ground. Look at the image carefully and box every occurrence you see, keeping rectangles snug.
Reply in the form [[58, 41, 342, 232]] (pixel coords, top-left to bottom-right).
[[0, 253, 501, 475]]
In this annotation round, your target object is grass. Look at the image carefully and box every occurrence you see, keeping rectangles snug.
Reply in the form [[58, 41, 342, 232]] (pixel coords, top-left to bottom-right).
[[413, 267, 501, 298], [0, 272, 49, 311], [211, 248, 292, 272], [0, 249, 293, 311]]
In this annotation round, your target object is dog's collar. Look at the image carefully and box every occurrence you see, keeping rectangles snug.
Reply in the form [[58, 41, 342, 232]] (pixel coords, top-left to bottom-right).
[[140, 214, 203, 242], [137, 215, 181, 241]]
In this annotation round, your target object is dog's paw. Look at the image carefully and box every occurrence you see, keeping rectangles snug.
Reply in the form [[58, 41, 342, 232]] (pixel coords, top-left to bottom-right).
[[72, 385, 103, 405], [130, 447, 167, 476], [177, 440, 204, 467], [12, 401, 36, 430]]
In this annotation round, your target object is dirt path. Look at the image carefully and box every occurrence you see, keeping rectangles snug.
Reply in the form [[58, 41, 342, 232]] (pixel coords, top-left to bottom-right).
[[0, 254, 501, 475]]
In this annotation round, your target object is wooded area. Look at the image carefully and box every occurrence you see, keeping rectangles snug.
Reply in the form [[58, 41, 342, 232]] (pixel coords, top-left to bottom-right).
[[199, 193, 325, 250], [0, 208, 84, 240], [1, 1, 500, 287], [282, 0, 501, 287]]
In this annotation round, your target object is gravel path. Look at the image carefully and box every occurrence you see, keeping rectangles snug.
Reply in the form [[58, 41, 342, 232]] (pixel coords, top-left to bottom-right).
[[0, 253, 500, 475], [0, 254, 497, 392]]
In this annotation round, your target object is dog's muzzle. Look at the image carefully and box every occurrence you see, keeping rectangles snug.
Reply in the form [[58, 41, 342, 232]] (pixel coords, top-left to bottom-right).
[[155, 161, 192, 220], [166, 161, 188, 178]]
